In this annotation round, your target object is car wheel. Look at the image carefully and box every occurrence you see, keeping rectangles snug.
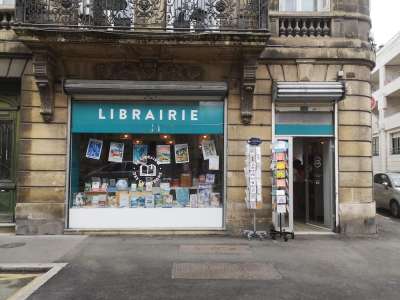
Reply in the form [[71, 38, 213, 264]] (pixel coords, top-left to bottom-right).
[[390, 200, 400, 218]]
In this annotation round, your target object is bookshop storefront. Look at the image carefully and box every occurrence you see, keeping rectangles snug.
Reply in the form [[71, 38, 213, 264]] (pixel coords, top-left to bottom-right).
[[65, 80, 227, 230]]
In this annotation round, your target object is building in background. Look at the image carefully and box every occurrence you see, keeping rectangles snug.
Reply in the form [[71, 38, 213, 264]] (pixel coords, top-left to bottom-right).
[[372, 32, 400, 174], [0, 0, 375, 235]]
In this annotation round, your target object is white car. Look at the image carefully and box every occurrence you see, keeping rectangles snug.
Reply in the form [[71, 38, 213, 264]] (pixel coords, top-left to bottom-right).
[[374, 173, 400, 217]]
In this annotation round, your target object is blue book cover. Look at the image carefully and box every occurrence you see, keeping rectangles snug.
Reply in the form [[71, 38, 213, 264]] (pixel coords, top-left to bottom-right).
[[133, 144, 148, 163], [176, 188, 190, 207]]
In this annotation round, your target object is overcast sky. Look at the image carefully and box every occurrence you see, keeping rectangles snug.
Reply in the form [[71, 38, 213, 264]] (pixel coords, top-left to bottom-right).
[[370, 0, 400, 46]]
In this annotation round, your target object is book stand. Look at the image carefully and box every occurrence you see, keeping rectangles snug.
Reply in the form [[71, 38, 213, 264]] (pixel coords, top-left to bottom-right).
[[270, 138, 295, 242], [243, 210, 268, 240], [270, 213, 295, 242], [242, 138, 267, 241]]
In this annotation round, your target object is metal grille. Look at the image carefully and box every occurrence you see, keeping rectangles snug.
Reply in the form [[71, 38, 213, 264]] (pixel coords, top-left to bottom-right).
[[16, 0, 268, 31], [372, 136, 379, 156], [0, 120, 12, 180], [392, 135, 400, 155]]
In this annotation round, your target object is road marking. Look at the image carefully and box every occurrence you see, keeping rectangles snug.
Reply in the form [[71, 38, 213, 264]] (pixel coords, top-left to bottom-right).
[[0, 263, 67, 300], [0, 273, 39, 281]]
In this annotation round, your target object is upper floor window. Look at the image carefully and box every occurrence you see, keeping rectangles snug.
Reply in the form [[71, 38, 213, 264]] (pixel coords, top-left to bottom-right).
[[392, 133, 400, 155], [0, 0, 15, 7], [372, 136, 379, 156], [279, 0, 330, 12]]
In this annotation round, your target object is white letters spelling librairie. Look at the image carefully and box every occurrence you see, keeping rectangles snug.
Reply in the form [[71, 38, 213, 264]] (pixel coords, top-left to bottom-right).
[[98, 108, 199, 121]]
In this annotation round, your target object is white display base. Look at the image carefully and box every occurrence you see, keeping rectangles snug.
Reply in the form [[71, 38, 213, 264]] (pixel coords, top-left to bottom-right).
[[69, 208, 223, 229]]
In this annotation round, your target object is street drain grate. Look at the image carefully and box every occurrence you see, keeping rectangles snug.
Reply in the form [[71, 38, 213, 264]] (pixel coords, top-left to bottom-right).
[[172, 262, 282, 280], [0, 242, 26, 249]]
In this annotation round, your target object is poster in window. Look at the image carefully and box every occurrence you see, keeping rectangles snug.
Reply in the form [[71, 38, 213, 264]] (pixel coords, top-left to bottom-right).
[[201, 140, 217, 160], [133, 144, 148, 163], [156, 145, 171, 164], [108, 142, 124, 163], [174, 144, 190, 164], [86, 138, 103, 160]]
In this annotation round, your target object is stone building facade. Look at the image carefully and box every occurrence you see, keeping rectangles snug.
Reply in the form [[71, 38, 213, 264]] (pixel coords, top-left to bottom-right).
[[0, 0, 375, 235]]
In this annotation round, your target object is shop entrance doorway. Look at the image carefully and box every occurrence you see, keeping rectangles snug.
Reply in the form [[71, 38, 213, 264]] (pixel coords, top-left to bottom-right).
[[293, 137, 335, 231]]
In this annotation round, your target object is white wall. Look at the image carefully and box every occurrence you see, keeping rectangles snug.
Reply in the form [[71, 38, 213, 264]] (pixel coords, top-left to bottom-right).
[[372, 33, 400, 174]]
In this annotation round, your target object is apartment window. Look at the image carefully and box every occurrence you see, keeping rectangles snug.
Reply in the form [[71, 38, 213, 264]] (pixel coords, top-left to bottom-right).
[[0, 0, 15, 7], [392, 133, 400, 155], [372, 136, 379, 156], [279, 0, 330, 12]]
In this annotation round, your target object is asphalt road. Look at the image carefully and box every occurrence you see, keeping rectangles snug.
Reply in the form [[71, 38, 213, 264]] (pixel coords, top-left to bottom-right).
[[4, 213, 400, 300]]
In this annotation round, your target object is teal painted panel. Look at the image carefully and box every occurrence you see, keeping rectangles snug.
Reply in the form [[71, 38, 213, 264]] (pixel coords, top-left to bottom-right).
[[72, 102, 224, 134], [276, 124, 334, 136]]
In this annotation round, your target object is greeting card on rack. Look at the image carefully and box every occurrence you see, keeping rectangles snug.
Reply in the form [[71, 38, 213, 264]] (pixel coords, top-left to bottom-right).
[[275, 153, 286, 161]]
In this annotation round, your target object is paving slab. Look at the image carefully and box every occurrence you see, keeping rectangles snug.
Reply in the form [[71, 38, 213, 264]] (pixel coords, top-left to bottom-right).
[[0, 215, 398, 300], [0, 236, 86, 263], [172, 262, 282, 280]]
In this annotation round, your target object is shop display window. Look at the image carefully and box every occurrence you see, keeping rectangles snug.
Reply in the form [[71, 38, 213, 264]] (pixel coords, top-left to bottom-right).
[[70, 133, 224, 210]]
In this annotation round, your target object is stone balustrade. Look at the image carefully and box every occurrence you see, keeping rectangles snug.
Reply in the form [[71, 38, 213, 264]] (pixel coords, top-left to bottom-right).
[[279, 16, 331, 37], [0, 8, 14, 30]]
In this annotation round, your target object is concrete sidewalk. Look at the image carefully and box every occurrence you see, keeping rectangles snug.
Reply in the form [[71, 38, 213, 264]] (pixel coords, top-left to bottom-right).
[[1, 214, 399, 300]]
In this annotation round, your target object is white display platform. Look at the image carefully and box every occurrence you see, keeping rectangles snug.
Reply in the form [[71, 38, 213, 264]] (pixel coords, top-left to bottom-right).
[[69, 207, 223, 229]]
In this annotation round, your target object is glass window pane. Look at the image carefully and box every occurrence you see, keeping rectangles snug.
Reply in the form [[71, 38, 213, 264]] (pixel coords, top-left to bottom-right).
[[301, 0, 315, 11], [0, 120, 12, 180], [280, 0, 297, 11], [0, 0, 15, 7], [70, 132, 224, 209], [317, 0, 330, 11]]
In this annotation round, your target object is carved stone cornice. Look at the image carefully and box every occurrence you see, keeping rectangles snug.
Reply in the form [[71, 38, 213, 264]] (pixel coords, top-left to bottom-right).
[[94, 61, 204, 81], [240, 59, 257, 124], [32, 49, 56, 123]]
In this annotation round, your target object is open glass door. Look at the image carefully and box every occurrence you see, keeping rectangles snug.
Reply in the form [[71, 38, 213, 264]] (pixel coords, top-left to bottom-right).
[[294, 137, 335, 231]]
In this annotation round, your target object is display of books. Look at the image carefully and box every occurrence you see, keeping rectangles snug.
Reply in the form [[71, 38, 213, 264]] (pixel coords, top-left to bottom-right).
[[176, 188, 190, 207], [74, 137, 224, 209]]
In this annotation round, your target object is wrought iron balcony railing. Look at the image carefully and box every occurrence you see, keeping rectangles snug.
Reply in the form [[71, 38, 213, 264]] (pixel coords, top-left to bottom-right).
[[15, 0, 268, 32]]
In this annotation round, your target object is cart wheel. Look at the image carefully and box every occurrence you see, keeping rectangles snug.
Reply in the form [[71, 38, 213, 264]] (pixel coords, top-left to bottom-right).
[[284, 235, 288, 242], [271, 233, 276, 240], [291, 233, 295, 239]]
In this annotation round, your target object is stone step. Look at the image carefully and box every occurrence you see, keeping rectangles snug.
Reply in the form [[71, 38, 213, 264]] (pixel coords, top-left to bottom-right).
[[64, 229, 227, 236], [0, 223, 15, 234]]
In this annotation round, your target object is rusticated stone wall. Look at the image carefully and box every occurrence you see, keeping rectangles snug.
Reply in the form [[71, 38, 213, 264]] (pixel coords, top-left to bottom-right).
[[225, 65, 273, 234], [15, 62, 68, 235]]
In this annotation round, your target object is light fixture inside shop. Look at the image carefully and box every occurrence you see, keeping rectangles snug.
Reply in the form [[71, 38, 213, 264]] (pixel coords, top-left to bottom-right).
[[123, 134, 129, 139], [162, 135, 169, 139], [135, 140, 141, 144], [202, 135, 209, 139]]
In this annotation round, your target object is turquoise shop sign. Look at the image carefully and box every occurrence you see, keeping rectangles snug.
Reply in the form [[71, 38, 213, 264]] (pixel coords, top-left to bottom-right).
[[72, 101, 224, 134], [275, 124, 334, 136]]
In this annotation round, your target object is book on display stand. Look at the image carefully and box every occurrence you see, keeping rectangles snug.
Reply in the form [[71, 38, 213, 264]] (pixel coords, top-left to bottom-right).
[[270, 139, 294, 242], [242, 137, 268, 240]]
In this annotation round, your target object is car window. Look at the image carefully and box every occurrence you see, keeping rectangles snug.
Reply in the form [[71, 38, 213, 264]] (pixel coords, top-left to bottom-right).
[[382, 175, 392, 187], [389, 174, 400, 187], [374, 174, 382, 184]]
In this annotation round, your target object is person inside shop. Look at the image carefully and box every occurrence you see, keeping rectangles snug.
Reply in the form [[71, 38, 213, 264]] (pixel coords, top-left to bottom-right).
[[293, 159, 305, 220]]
